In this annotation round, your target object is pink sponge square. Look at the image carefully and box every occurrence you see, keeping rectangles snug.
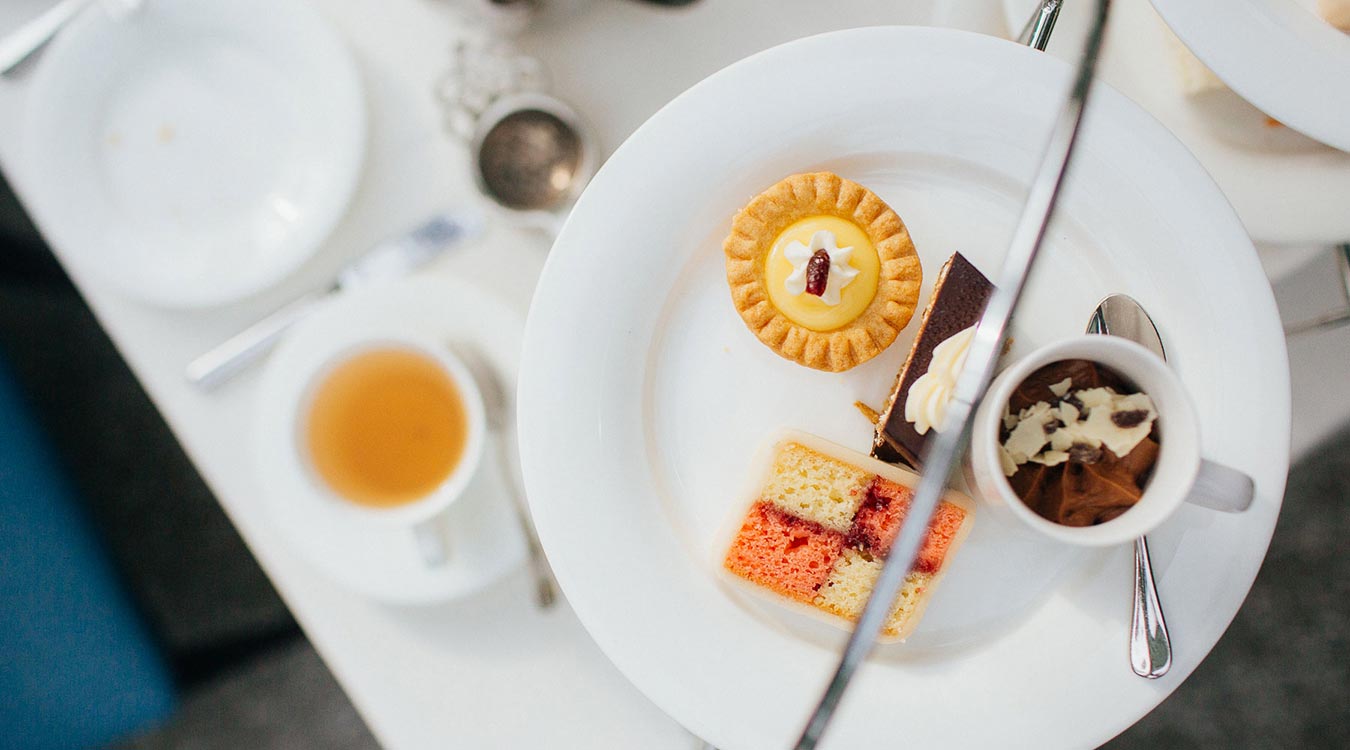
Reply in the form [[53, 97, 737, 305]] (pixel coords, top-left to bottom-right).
[[724, 501, 844, 603]]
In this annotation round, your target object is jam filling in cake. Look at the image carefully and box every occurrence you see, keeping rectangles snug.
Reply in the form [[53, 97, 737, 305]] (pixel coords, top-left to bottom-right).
[[722, 438, 973, 640]]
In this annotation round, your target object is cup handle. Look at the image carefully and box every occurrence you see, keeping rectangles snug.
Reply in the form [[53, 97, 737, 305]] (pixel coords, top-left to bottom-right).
[[1184, 459, 1255, 513], [413, 513, 454, 567]]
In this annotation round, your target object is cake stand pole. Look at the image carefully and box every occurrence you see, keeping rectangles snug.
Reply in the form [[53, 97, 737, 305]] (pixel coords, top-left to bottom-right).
[[793, 2, 1114, 748], [1017, 0, 1064, 50]]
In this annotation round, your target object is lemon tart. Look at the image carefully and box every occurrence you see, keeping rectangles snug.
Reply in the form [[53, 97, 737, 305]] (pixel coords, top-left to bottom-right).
[[724, 172, 922, 371]]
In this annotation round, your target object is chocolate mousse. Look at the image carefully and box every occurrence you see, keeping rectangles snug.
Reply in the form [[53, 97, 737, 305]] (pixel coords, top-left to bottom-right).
[[1007, 358, 1127, 413], [873, 253, 994, 467], [1000, 359, 1160, 527]]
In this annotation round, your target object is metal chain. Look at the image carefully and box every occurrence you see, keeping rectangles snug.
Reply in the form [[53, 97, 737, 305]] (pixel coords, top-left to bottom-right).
[[434, 32, 548, 140]]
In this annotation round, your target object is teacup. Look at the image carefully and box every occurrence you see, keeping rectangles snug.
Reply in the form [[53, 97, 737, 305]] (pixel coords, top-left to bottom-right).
[[295, 332, 486, 565], [968, 336, 1252, 546]]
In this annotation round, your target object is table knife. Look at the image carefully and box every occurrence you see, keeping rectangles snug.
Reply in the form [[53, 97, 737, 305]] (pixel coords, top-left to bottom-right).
[[185, 213, 482, 391]]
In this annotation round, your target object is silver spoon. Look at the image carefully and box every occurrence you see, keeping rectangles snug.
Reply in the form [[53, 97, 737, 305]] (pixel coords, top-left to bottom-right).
[[452, 342, 558, 609], [1087, 293, 1172, 679]]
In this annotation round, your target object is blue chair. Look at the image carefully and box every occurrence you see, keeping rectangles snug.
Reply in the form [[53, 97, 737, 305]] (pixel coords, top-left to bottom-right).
[[0, 356, 176, 749]]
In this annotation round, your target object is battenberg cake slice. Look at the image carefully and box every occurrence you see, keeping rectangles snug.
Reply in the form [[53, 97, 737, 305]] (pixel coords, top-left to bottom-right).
[[721, 432, 975, 642], [872, 252, 994, 468]]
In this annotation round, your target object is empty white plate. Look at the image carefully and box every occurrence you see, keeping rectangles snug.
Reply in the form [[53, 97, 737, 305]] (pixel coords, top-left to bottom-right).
[[20, 0, 366, 307]]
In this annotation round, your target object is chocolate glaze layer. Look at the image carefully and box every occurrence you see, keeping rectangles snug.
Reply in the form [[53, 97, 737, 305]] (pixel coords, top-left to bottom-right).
[[872, 253, 994, 468]]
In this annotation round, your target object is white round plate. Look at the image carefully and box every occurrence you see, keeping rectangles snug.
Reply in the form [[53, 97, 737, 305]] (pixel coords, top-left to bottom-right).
[[1003, 0, 1350, 245], [255, 276, 526, 604], [1150, 0, 1350, 156], [21, 0, 365, 308], [519, 27, 1290, 750]]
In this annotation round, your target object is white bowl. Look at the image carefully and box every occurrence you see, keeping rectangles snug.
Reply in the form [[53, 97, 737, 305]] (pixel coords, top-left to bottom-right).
[[969, 336, 1199, 546]]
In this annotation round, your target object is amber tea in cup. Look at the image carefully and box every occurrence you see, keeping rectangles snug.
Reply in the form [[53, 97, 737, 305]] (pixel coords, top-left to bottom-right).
[[305, 347, 471, 508]]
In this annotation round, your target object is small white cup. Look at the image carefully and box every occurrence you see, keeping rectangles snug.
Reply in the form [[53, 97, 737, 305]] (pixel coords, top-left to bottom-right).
[[968, 336, 1252, 546], [295, 334, 487, 565]]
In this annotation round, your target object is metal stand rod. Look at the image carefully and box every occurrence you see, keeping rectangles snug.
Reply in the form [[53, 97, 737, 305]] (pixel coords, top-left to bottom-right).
[[793, 3, 1113, 748], [1018, 0, 1064, 50]]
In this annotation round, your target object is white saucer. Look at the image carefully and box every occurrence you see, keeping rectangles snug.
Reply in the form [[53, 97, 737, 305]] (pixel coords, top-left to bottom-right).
[[20, 0, 366, 308], [254, 276, 526, 604]]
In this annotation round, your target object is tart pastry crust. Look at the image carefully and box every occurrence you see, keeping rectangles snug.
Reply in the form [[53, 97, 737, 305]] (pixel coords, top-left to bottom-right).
[[724, 172, 922, 371]]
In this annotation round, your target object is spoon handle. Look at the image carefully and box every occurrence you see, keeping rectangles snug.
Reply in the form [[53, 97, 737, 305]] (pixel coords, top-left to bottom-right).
[[495, 431, 557, 609], [0, 0, 93, 77], [1130, 535, 1172, 679], [185, 289, 329, 390]]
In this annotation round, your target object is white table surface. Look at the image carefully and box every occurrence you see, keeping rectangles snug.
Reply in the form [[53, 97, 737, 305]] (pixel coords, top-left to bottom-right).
[[0, 1, 1346, 748]]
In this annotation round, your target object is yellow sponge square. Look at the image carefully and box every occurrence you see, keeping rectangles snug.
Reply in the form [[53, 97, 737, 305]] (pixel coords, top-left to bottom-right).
[[813, 547, 930, 639], [761, 442, 871, 532]]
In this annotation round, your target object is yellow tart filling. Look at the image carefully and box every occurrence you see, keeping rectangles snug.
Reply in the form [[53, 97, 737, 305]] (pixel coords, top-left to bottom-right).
[[764, 215, 880, 332]]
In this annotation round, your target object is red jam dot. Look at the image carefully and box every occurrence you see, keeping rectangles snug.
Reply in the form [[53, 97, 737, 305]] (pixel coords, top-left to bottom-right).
[[805, 250, 830, 296]]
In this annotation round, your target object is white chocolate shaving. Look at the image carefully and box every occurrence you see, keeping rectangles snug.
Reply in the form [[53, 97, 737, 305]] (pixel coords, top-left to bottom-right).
[[999, 385, 1158, 477], [1048, 378, 1073, 398]]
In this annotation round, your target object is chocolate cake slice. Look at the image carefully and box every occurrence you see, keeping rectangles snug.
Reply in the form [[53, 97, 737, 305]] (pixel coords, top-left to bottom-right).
[[872, 253, 994, 468]]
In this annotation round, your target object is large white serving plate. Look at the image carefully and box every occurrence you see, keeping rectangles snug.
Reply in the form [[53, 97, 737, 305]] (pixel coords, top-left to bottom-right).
[[519, 27, 1289, 750], [1151, 0, 1350, 155], [19, 0, 365, 308]]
